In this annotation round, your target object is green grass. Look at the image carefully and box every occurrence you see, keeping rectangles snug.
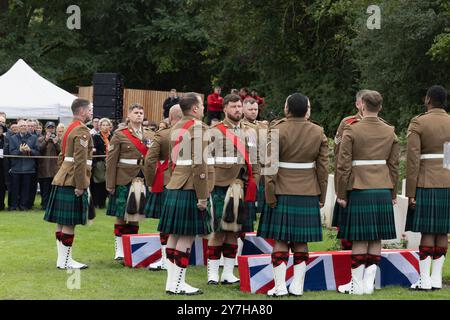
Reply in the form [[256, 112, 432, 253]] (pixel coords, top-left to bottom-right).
[[0, 210, 449, 300]]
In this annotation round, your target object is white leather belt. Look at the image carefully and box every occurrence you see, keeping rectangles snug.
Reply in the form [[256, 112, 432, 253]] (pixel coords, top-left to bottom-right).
[[64, 157, 92, 166], [420, 154, 444, 160], [279, 161, 316, 169], [119, 159, 140, 165], [215, 157, 239, 164], [176, 158, 215, 166], [352, 160, 386, 166]]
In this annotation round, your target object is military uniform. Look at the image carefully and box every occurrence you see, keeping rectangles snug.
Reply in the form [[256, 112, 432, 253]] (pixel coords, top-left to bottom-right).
[[44, 121, 93, 226], [405, 108, 450, 234], [157, 115, 212, 236], [144, 126, 171, 219], [405, 107, 450, 291], [106, 124, 154, 221], [331, 113, 362, 247], [335, 116, 399, 241], [43, 119, 93, 270], [257, 117, 328, 243], [242, 118, 268, 215], [209, 118, 261, 233]]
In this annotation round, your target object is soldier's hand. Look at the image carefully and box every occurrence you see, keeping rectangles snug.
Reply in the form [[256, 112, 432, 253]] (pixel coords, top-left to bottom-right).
[[107, 188, 115, 195], [268, 201, 277, 208], [337, 198, 347, 208], [74, 189, 84, 197], [319, 202, 324, 208], [408, 197, 416, 208], [197, 199, 207, 211], [392, 198, 397, 205], [148, 186, 152, 193]]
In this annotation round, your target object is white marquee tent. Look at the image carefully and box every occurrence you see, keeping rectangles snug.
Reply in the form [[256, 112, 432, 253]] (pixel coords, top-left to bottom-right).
[[0, 59, 77, 124]]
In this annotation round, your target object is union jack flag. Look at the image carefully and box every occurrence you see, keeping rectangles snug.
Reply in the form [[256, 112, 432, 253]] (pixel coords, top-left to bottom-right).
[[238, 250, 419, 294], [122, 233, 208, 268]]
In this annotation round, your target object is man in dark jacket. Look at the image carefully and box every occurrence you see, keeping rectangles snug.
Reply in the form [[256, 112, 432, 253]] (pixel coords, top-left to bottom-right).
[[162, 89, 180, 118], [9, 120, 40, 210], [38, 121, 60, 210]]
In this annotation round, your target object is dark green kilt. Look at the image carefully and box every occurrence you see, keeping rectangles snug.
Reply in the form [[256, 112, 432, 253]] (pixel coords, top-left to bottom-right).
[[405, 188, 450, 234], [144, 188, 168, 219], [332, 200, 349, 239], [257, 195, 323, 243], [106, 185, 130, 218], [158, 189, 211, 236], [256, 180, 266, 214], [43, 186, 88, 226], [210, 186, 256, 233], [339, 189, 396, 241]]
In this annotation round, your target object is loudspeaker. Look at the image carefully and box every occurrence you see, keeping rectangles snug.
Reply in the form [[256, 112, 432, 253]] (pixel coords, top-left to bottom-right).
[[92, 73, 124, 120]]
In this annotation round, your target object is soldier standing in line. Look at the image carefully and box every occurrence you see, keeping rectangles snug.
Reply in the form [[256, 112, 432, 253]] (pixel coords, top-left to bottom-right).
[[143, 104, 183, 271], [335, 90, 399, 295], [206, 94, 260, 286], [106, 103, 155, 261], [405, 85, 450, 291], [158, 93, 212, 295], [331, 90, 368, 250], [43, 98, 93, 269], [257, 93, 328, 297]]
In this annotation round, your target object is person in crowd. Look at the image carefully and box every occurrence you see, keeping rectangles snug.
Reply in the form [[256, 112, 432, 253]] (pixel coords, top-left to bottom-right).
[[10, 123, 18, 134], [90, 118, 100, 135], [250, 89, 266, 120], [142, 118, 150, 129], [38, 121, 61, 211], [207, 86, 224, 125], [90, 118, 112, 209], [239, 87, 251, 101], [56, 123, 65, 141], [35, 121, 43, 137], [405, 85, 450, 291], [163, 89, 180, 119], [258, 93, 328, 297], [149, 121, 158, 132], [158, 121, 168, 130], [27, 119, 37, 136], [0, 123, 7, 210], [9, 119, 40, 210], [43, 99, 93, 269], [230, 89, 239, 95], [335, 90, 399, 295]]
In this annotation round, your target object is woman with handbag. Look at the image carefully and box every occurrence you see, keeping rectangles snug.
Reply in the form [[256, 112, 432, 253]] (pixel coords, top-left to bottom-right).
[[90, 118, 112, 209]]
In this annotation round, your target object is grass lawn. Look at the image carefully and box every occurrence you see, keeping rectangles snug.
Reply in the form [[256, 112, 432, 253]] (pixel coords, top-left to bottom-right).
[[0, 209, 449, 300]]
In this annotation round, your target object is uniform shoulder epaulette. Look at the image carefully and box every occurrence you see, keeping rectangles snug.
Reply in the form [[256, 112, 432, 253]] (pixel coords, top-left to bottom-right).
[[378, 117, 394, 127], [413, 113, 426, 119], [344, 116, 359, 125], [270, 118, 286, 128], [309, 119, 322, 126]]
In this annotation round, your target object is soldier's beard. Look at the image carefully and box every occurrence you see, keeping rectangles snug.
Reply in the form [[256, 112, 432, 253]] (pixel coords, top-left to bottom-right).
[[227, 113, 242, 122]]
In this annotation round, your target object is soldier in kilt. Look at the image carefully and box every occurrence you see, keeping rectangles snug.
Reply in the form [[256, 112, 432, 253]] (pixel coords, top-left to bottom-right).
[[143, 104, 183, 271], [331, 90, 368, 250], [207, 94, 260, 286], [405, 85, 450, 291], [106, 103, 155, 261], [257, 93, 328, 297], [43, 99, 93, 269], [335, 90, 399, 295], [158, 93, 212, 295]]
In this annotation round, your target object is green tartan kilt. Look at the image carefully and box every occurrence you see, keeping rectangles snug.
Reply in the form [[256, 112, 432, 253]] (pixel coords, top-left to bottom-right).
[[106, 185, 130, 218], [257, 195, 323, 243], [43, 186, 88, 226], [405, 188, 450, 234], [256, 180, 266, 214], [332, 200, 349, 239], [158, 189, 212, 236], [339, 189, 396, 241], [210, 186, 256, 233], [144, 188, 168, 219]]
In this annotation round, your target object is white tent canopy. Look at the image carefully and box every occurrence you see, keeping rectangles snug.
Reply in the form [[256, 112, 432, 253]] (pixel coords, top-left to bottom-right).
[[0, 59, 76, 123]]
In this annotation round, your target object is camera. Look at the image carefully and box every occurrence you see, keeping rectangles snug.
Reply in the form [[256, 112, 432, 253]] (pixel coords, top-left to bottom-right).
[[50, 134, 56, 140]]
